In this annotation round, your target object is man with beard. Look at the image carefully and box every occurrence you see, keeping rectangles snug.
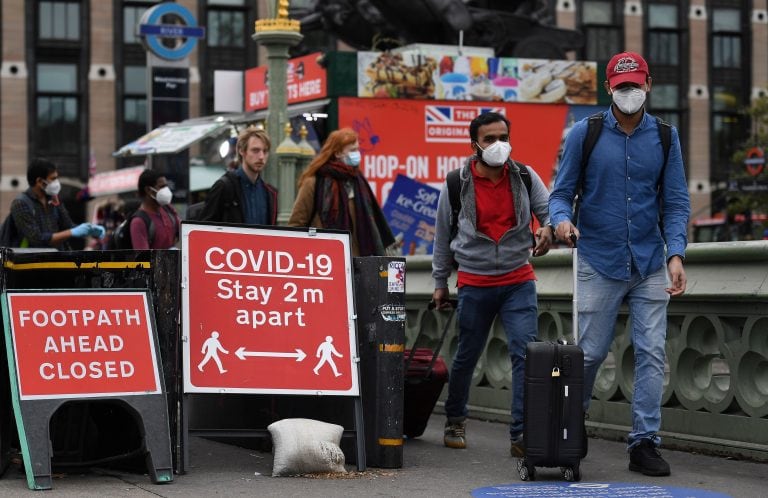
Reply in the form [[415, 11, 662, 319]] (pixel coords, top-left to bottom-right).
[[197, 127, 278, 225], [432, 111, 553, 456]]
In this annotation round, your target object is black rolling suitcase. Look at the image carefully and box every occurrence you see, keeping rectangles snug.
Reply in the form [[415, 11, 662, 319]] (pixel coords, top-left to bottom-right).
[[518, 243, 585, 482], [402, 300, 455, 439]]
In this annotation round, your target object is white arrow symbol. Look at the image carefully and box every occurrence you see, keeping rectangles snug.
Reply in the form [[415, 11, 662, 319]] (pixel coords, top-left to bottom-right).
[[235, 347, 307, 362]]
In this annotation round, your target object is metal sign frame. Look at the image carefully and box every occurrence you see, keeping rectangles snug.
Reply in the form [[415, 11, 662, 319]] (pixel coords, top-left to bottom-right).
[[2, 289, 173, 490]]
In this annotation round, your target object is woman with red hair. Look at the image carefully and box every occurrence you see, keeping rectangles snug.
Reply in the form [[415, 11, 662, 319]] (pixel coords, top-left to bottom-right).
[[288, 127, 395, 256]]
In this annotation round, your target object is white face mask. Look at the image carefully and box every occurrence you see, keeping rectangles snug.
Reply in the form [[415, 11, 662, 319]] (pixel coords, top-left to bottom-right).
[[44, 179, 61, 196], [477, 140, 511, 167], [612, 87, 647, 115], [152, 186, 173, 206]]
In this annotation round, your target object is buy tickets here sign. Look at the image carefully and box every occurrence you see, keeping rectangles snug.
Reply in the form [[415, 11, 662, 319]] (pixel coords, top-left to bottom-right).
[[183, 225, 358, 395], [6, 292, 161, 400]]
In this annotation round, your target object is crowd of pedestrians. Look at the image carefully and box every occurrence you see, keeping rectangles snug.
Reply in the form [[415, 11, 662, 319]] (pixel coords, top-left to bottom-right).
[[4, 50, 694, 478]]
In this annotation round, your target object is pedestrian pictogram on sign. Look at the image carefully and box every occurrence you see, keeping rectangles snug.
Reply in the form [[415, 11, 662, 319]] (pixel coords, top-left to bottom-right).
[[181, 223, 359, 395], [5, 291, 162, 400]]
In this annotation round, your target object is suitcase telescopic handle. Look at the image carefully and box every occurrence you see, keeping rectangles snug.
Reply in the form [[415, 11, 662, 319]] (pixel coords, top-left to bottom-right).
[[570, 233, 578, 345], [406, 299, 458, 377]]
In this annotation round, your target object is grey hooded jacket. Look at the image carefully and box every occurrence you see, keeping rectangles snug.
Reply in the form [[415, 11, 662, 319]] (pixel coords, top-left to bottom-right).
[[432, 156, 551, 289]]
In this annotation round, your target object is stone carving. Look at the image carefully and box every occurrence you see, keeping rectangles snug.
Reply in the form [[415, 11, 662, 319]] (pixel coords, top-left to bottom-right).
[[294, 0, 583, 58]]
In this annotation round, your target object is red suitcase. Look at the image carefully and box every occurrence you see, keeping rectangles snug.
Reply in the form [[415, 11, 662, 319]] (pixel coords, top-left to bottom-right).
[[402, 301, 456, 439], [403, 348, 448, 438]]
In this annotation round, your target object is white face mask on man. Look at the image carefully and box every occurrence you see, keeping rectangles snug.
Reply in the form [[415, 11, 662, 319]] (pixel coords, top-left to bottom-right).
[[152, 186, 173, 206], [476, 140, 512, 167], [43, 179, 61, 196], [612, 86, 647, 115]]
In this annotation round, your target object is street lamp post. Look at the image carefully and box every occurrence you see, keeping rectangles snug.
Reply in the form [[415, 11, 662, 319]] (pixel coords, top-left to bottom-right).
[[252, 0, 303, 190]]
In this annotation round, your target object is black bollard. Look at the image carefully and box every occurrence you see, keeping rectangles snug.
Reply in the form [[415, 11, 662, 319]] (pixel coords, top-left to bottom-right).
[[353, 256, 405, 468]]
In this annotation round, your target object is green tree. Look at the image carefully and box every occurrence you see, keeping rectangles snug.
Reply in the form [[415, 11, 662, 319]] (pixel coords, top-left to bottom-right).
[[726, 89, 768, 238]]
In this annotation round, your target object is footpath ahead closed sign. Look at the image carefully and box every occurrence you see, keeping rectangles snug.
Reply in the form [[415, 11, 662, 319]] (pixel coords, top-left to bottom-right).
[[5, 291, 162, 399], [181, 223, 359, 395]]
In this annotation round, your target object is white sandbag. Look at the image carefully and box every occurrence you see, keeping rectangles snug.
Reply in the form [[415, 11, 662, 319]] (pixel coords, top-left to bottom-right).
[[267, 418, 346, 476]]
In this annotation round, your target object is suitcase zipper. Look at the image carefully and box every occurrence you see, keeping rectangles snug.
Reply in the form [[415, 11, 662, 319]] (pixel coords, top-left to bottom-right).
[[551, 344, 562, 463]]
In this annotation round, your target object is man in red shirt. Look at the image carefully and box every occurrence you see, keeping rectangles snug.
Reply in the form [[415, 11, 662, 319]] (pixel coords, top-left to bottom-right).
[[129, 169, 180, 249], [432, 111, 554, 456]]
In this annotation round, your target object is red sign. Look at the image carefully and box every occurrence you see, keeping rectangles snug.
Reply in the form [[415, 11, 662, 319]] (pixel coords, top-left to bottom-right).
[[182, 224, 358, 395], [6, 292, 162, 400], [87, 165, 145, 196], [244, 52, 327, 112], [337, 97, 569, 202], [745, 146, 765, 177]]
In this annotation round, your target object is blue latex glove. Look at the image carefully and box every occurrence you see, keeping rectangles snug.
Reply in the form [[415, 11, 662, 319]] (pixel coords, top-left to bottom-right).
[[70, 223, 91, 238], [89, 224, 106, 239]]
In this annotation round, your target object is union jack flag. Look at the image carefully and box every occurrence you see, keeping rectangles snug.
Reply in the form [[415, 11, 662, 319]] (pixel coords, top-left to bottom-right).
[[424, 105, 506, 143]]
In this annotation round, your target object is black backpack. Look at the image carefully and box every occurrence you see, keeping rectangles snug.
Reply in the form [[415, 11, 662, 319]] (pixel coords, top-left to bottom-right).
[[185, 172, 236, 221], [0, 194, 38, 248], [445, 161, 534, 268], [574, 112, 672, 222], [111, 206, 177, 250]]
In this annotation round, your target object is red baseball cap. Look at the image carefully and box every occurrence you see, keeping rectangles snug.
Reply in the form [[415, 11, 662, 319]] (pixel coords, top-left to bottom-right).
[[606, 52, 649, 88]]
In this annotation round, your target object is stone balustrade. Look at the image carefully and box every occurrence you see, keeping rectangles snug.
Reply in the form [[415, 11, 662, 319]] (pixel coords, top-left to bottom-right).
[[403, 241, 768, 461]]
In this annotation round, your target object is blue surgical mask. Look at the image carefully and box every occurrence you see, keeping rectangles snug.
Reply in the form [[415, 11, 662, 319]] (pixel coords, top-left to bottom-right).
[[343, 150, 361, 167]]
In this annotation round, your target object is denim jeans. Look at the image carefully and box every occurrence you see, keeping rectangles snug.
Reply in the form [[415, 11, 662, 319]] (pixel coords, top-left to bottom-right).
[[577, 255, 670, 448], [444, 281, 538, 439]]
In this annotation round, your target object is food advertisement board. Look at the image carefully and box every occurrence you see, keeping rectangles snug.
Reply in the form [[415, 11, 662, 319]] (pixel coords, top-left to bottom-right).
[[357, 51, 597, 105]]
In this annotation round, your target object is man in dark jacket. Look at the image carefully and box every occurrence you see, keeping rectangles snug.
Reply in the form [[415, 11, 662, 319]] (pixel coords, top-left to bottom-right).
[[9, 158, 104, 249], [197, 127, 278, 224]]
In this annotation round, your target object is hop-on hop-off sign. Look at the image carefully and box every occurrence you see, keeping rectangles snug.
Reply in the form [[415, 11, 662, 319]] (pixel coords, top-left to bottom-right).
[[5, 292, 162, 399], [182, 223, 359, 395]]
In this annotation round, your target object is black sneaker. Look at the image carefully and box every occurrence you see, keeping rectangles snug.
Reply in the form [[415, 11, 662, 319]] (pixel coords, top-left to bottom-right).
[[629, 439, 671, 476]]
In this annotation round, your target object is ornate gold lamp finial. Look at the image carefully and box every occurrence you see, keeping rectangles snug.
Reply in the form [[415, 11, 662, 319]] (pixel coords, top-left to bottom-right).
[[297, 124, 316, 157], [275, 121, 301, 155], [255, 0, 301, 33]]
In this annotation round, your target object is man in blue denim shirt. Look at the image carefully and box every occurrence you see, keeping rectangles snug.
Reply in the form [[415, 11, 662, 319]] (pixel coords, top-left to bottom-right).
[[549, 52, 690, 477]]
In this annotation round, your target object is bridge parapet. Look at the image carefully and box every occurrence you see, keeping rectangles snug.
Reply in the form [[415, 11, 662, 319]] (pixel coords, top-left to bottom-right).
[[404, 241, 768, 461]]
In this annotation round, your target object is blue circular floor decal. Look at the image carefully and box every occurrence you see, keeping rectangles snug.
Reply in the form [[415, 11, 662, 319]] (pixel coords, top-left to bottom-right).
[[472, 482, 731, 498]]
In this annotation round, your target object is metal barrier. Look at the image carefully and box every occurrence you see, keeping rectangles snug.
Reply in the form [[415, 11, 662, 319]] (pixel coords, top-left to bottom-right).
[[0, 249, 406, 473]]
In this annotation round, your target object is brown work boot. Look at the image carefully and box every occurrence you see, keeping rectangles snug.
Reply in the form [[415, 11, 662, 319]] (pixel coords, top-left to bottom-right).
[[443, 419, 467, 449], [510, 435, 525, 458]]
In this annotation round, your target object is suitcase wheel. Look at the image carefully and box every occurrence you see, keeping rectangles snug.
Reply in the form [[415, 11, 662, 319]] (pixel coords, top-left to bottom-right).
[[561, 463, 581, 482], [517, 458, 535, 481]]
